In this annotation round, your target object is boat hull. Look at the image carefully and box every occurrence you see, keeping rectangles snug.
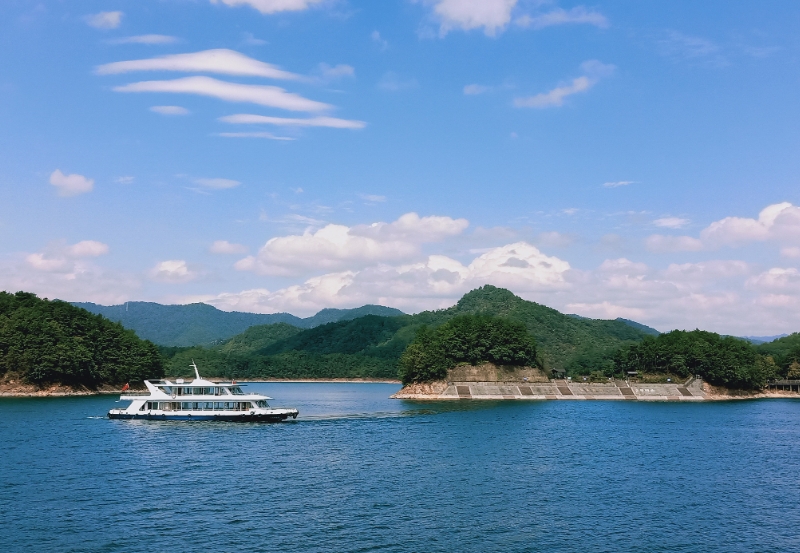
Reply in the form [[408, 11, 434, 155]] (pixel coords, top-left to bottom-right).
[[108, 411, 298, 422]]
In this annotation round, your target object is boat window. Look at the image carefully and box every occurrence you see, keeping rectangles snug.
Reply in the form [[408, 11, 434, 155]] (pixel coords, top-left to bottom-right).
[[231, 386, 244, 395], [256, 400, 268, 408]]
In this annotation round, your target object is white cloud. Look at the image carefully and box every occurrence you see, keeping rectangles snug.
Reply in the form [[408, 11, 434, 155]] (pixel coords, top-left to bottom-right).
[[67, 241, 109, 258], [219, 113, 366, 129], [645, 202, 800, 253], [781, 247, 800, 259], [514, 60, 614, 108], [194, 178, 241, 190], [149, 260, 196, 283], [371, 30, 389, 50], [108, 35, 179, 45], [150, 105, 190, 115], [429, 0, 517, 37], [114, 76, 330, 112], [49, 169, 94, 197], [203, 241, 570, 316], [515, 7, 608, 30], [464, 84, 491, 95], [654, 217, 689, 229], [236, 212, 469, 276], [209, 0, 324, 14], [85, 11, 123, 30], [359, 194, 387, 203], [115, 176, 135, 184], [96, 49, 301, 80], [218, 132, 294, 140], [659, 31, 721, 60], [209, 240, 248, 254], [645, 235, 704, 253], [603, 180, 634, 188]]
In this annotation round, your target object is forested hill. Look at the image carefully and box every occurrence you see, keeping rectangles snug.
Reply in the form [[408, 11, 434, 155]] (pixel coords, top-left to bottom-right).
[[73, 301, 404, 346], [1, 292, 164, 387], [163, 285, 657, 379]]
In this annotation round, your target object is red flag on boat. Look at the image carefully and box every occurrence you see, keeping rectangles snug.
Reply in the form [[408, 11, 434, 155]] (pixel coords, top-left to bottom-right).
[[231, 379, 236, 384], [121, 383, 130, 392]]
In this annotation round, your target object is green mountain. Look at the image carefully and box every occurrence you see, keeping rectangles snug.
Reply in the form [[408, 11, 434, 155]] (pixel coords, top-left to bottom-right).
[[72, 301, 404, 346], [162, 285, 655, 379], [1, 292, 164, 388]]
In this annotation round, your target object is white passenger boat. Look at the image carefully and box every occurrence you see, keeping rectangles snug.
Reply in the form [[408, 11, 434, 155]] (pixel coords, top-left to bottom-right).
[[108, 363, 298, 422]]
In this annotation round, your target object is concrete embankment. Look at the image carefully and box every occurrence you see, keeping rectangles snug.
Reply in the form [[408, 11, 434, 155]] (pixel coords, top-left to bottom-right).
[[392, 378, 709, 401]]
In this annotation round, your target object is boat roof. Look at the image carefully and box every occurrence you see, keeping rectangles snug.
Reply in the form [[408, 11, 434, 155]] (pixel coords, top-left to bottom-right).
[[146, 378, 245, 387]]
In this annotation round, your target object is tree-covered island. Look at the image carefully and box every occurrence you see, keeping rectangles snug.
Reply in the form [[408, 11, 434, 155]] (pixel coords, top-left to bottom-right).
[[1, 286, 798, 393]]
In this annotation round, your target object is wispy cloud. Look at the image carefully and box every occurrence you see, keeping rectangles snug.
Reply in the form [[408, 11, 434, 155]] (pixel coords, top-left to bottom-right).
[[359, 194, 387, 203], [96, 49, 301, 80], [194, 177, 241, 190], [603, 180, 635, 188], [377, 71, 418, 91], [464, 84, 491, 95], [107, 35, 179, 45], [217, 132, 294, 140], [654, 217, 689, 229], [49, 169, 94, 196], [209, 0, 324, 15], [515, 7, 608, 30], [658, 31, 727, 65], [85, 11, 123, 30], [219, 113, 366, 129], [150, 105, 190, 115], [371, 30, 388, 50], [150, 260, 197, 283], [114, 76, 331, 112], [317, 63, 355, 82], [515, 60, 614, 108]]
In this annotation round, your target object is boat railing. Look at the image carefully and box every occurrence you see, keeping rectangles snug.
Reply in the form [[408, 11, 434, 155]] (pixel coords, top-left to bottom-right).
[[120, 392, 150, 397]]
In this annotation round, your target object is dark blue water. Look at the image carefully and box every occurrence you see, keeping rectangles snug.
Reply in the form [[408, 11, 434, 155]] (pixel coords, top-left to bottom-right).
[[1, 383, 799, 553]]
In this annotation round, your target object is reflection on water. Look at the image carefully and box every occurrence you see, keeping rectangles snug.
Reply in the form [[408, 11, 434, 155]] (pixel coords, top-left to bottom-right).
[[1, 384, 799, 553]]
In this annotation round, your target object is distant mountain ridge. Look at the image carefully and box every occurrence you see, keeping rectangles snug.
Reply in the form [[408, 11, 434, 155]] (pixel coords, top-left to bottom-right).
[[161, 285, 663, 379], [72, 301, 404, 346]]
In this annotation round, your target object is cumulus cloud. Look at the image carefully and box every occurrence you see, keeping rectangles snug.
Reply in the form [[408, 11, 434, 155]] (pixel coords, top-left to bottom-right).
[[150, 260, 196, 283], [9, 240, 119, 301], [210, 240, 248, 254], [108, 35, 179, 45], [150, 105, 189, 115], [114, 76, 330, 112], [219, 113, 366, 129], [24, 241, 108, 273], [209, 0, 324, 14], [49, 169, 94, 197], [194, 178, 241, 190], [85, 11, 123, 30], [515, 6, 608, 30], [236, 212, 469, 276], [371, 30, 389, 50], [429, 0, 517, 37], [514, 60, 614, 108], [96, 49, 301, 80], [203, 242, 570, 315], [646, 202, 800, 253]]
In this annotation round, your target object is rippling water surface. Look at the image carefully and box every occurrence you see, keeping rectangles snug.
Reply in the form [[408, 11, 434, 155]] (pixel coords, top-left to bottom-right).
[[1, 383, 799, 552]]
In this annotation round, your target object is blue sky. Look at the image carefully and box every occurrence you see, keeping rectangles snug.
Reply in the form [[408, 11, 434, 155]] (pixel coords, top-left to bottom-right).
[[1, 0, 799, 334]]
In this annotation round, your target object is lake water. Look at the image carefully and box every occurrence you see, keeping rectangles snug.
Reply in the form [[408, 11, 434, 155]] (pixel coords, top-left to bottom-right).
[[1, 382, 799, 553]]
